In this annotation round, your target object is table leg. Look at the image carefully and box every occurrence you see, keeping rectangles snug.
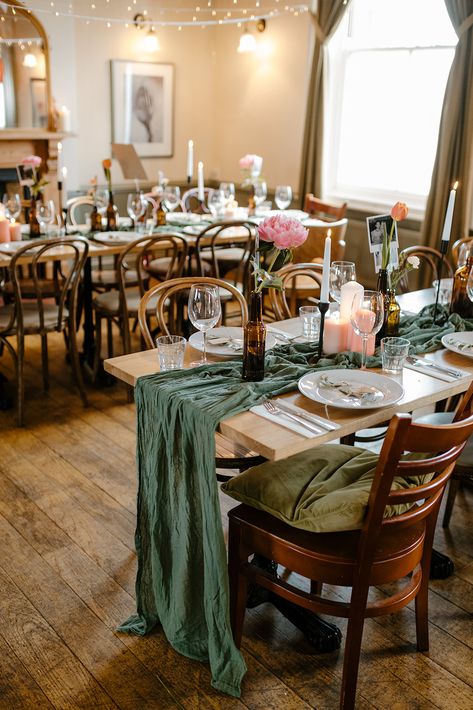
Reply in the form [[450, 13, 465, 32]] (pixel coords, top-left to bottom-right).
[[80, 256, 114, 386], [246, 555, 342, 653]]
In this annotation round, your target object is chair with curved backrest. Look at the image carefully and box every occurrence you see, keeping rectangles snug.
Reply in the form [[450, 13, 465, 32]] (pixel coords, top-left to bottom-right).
[[451, 236, 472, 268], [304, 195, 347, 222], [67, 196, 106, 226], [397, 245, 453, 292], [0, 238, 89, 425], [181, 187, 214, 213], [92, 234, 188, 368], [138, 277, 264, 475], [269, 262, 323, 320], [227, 382, 473, 710], [295, 218, 347, 265]]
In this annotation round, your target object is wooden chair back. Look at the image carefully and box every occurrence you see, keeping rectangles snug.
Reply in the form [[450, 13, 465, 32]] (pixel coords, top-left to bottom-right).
[[270, 262, 323, 320], [138, 276, 248, 348], [182, 187, 215, 213], [451, 236, 472, 268], [5, 238, 88, 336], [294, 218, 347, 264], [194, 220, 255, 295], [398, 245, 454, 292], [304, 195, 347, 221]]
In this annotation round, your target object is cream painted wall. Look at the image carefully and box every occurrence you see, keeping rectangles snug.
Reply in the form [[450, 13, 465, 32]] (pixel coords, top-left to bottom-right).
[[38, 8, 311, 194]]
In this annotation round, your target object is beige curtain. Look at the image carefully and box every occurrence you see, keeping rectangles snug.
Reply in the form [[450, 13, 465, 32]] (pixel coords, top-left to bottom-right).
[[421, 1, 473, 249], [299, 0, 352, 205]]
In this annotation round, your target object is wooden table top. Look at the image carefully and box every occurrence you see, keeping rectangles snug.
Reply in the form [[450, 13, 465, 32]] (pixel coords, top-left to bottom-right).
[[104, 312, 473, 461]]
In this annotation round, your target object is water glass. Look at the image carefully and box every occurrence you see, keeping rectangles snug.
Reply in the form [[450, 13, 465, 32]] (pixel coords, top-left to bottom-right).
[[253, 181, 267, 207], [156, 335, 186, 371], [381, 337, 410, 374], [432, 278, 453, 306], [299, 305, 320, 340], [3, 193, 21, 221], [275, 185, 292, 210]]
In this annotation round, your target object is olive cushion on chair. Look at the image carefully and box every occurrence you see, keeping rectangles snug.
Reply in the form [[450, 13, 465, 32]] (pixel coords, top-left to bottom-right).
[[222, 444, 433, 533]]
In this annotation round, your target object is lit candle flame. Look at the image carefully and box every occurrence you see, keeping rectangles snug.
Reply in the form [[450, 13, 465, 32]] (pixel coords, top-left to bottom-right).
[[453, 180, 459, 190], [327, 228, 332, 238]]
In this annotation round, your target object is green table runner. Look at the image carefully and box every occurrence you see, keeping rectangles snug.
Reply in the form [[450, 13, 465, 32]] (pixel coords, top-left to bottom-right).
[[118, 305, 472, 696]]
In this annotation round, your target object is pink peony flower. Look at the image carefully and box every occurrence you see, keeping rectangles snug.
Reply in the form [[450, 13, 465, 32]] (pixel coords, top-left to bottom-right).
[[239, 154, 255, 170], [21, 155, 42, 168], [257, 215, 308, 250]]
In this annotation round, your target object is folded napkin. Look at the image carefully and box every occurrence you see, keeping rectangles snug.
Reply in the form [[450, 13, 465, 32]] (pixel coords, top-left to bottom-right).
[[404, 360, 469, 382], [250, 404, 319, 438]]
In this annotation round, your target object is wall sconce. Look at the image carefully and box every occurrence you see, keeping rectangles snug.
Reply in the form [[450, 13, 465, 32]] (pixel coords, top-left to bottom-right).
[[23, 52, 37, 68], [237, 19, 266, 54], [134, 13, 159, 53]]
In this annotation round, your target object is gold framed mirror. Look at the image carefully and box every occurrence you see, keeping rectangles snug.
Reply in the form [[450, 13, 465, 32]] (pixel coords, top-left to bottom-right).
[[0, 0, 52, 130]]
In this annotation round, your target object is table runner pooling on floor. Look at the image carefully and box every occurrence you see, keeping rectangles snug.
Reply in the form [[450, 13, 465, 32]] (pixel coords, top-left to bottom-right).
[[118, 305, 472, 697]]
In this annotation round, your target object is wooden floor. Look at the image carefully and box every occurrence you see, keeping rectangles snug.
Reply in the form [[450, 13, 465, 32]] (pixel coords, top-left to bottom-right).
[[1, 331, 473, 710]]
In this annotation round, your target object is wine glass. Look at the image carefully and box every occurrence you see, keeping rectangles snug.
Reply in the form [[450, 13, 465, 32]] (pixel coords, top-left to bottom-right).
[[188, 284, 221, 365], [127, 192, 146, 228], [3, 193, 21, 222], [219, 182, 235, 209], [37, 200, 55, 236], [329, 261, 356, 303], [350, 290, 384, 369], [96, 188, 108, 220], [253, 181, 267, 207], [274, 185, 292, 210], [208, 189, 224, 218], [163, 186, 181, 212]]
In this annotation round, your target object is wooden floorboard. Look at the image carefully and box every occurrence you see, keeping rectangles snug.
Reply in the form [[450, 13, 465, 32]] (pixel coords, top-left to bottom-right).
[[0, 330, 473, 708]]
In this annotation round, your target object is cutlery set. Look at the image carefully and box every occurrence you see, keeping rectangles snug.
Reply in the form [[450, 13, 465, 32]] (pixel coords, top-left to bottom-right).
[[405, 356, 464, 379], [262, 399, 337, 435]]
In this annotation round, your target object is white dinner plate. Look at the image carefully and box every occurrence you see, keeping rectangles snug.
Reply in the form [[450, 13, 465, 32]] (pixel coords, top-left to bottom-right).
[[0, 240, 35, 253], [441, 332, 473, 359], [298, 369, 404, 410], [93, 231, 141, 246], [265, 209, 309, 222], [166, 212, 204, 225], [189, 327, 276, 357]]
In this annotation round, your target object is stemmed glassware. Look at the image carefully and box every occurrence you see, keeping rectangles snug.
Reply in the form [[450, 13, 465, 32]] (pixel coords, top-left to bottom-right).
[[208, 189, 225, 218], [163, 186, 181, 213], [350, 290, 384, 369], [37, 200, 55, 236], [219, 182, 235, 210], [253, 181, 267, 208], [188, 284, 221, 365], [127, 192, 146, 229], [329, 261, 356, 303], [274, 185, 292, 210], [2, 193, 21, 222]]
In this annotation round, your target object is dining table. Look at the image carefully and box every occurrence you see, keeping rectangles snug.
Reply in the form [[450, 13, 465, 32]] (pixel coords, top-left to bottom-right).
[[103, 289, 473, 697]]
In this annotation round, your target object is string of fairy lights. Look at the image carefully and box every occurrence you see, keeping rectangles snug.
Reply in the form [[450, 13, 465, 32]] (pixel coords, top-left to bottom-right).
[[5, 1, 310, 29]]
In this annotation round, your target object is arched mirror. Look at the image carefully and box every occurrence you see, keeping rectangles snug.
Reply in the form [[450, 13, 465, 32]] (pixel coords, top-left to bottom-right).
[[0, 1, 52, 129]]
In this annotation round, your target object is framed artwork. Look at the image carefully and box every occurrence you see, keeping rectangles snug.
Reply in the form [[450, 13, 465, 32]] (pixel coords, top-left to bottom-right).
[[110, 60, 174, 158], [30, 78, 48, 128]]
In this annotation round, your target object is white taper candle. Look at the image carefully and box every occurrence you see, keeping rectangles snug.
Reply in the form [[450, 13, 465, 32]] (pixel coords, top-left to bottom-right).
[[320, 231, 331, 302]]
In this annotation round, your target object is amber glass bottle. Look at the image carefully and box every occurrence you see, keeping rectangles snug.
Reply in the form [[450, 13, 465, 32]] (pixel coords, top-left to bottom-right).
[[450, 248, 473, 319], [106, 191, 117, 230], [386, 291, 401, 336], [29, 198, 41, 237], [242, 291, 266, 381], [90, 204, 102, 232], [155, 199, 167, 226]]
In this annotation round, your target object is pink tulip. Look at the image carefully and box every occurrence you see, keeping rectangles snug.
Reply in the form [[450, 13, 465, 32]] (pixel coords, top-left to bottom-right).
[[391, 201, 408, 221], [21, 155, 42, 168], [257, 215, 308, 250]]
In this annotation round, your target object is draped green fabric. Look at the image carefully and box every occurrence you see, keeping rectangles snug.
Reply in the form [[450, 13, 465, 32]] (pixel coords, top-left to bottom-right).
[[118, 305, 472, 697]]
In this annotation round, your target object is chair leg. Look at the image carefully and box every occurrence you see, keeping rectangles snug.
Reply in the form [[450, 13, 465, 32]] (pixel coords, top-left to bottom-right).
[[415, 514, 436, 653], [107, 318, 114, 358], [228, 517, 248, 648], [16, 336, 25, 427], [93, 312, 103, 381], [340, 613, 366, 710], [67, 323, 88, 408], [41, 334, 49, 391], [442, 476, 460, 528]]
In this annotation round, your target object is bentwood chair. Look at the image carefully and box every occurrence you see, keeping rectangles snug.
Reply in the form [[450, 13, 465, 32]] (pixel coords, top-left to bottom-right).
[[67, 196, 105, 226], [304, 195, 347, 222], [227, 383, 473, 710], [295, 218, 347, 265], [397, 246, 453, 292], [451, 236, 472, 268], [92, 234, 188, 367], [138, 277, 265, 476], [0, 238, 89, 426], [269, 262, 323, 320], [181, 187, 214, 213]]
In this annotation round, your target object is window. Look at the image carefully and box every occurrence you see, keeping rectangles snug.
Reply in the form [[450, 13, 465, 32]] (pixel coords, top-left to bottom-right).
[[324, 0, 457, 216]]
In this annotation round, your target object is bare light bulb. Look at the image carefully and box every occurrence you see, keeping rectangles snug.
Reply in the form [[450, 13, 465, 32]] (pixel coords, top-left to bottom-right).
[[23, 52, 37, 68], [143, 29, 159, 52], [237, 31, 256, 53]]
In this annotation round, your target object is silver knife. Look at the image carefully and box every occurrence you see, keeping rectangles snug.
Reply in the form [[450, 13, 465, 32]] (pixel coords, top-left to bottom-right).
[[273, 399, 338, 431], [407, 357, 463, 378]]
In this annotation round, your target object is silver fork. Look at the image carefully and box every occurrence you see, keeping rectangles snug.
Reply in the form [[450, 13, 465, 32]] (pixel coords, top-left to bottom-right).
[[263, 401, 322, 434]]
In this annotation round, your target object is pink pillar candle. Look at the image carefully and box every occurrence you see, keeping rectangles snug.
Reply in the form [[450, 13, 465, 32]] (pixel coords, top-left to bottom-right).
[[348, 328, 376, 356], [0, 219, 10, 242], [323, 311, 349, 354], [9, 221, 21, 241]]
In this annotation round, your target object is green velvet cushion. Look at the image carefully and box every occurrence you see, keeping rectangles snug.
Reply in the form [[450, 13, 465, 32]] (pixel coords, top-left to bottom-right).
[[221, 444, 432, 533]]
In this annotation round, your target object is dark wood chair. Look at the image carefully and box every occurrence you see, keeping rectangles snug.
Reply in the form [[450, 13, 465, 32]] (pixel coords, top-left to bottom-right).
[[295, 218, 347, 265], [0, 238, 89, 426], [269, 262, 323, 320], [397, 246, 453, 292], [181, 187, 214, 213], [227, 383, 473, 710], [304, 195, 347, 221]]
